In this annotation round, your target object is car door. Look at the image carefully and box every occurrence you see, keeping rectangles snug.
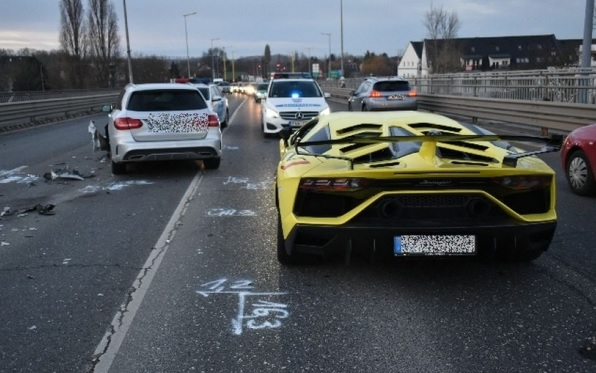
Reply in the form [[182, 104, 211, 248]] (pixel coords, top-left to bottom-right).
[[210, 86, 224, 122], [349, 81, 370, 111]]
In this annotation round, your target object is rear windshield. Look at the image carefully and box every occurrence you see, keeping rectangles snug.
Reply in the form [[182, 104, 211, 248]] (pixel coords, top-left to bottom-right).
[[196, 87, 210, 100], [373, 81, 411, 92], [269, 81, 322, 98], [127, 90, 208, 111]]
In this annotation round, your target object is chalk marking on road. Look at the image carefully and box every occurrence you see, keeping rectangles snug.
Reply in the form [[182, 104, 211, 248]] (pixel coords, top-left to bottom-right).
[[0, 166, 39, 184], [206, 208, 256, 217], [197, 279, 288, 335], [222, 175, 274, 190], [90, 171, 205, 373]]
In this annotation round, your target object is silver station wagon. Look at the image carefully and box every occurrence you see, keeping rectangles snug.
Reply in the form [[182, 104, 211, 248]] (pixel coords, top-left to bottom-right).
[[105, 83, 222, 174], [348, 76, 418, 112]]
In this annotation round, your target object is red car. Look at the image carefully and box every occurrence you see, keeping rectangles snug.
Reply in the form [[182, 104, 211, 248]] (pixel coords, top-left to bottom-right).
[[561, 124, 596, 196]]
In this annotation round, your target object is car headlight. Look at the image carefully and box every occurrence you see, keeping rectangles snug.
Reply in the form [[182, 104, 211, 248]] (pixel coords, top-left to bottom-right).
[[320, 107, 331, 116], [265, 107, 280, 119]]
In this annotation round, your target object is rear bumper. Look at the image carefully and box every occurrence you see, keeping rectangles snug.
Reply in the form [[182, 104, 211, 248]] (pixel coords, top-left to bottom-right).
[[112, 138, 222, 163], [284, 219, 556, 259], [367, 99, 418, 111]]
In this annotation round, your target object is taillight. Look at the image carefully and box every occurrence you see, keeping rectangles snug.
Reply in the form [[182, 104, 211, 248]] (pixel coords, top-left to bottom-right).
[[113, 117, 143, 130], [208, 114, 219, 127], [299, 178, 370, 192], [491, 175, 551, 190], [408, 89, 417, 97], [369, 90, 382, 98]]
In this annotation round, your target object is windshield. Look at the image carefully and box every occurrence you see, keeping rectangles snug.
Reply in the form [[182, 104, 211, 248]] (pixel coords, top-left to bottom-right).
[[373, 81, 412, 92], [127, 90, 208, 111], [269, 81, 322, 98]]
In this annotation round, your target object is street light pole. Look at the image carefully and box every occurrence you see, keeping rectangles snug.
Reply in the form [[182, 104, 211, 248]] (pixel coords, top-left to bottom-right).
[[210, 37, 220, 81], [340, 0, 344, 77], [306, 47, 313, 75], [222, 46, 232, 81], [183, 12, 197, 78], [321, 32, 331, 78], [229, 49, 236, 82], [123, 0, 133, 83]]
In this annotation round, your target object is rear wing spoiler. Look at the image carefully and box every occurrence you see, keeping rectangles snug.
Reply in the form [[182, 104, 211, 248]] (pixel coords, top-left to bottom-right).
[[296, 133, 564, 168]]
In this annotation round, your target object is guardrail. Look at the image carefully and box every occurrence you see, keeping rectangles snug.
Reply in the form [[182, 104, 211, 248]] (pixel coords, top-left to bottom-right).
[[0, 89, 118, 104], [2, 83, 595, 135], [321, 86, 596, 135], [0, 92, 119, 133]]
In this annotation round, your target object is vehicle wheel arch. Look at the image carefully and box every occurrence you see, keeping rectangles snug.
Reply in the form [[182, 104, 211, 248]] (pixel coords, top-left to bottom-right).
[[566, 149, 596, 195]]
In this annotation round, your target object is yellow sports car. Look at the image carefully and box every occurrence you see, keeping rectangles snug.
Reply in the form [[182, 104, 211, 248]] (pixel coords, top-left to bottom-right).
[[275, 111, 563, 265]]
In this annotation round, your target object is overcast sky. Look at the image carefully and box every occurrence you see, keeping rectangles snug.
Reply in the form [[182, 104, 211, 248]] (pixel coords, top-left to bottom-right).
[[0, 0, 589, 58]]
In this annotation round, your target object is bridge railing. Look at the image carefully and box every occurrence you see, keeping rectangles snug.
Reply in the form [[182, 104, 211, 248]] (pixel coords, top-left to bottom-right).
[[2, 68, 596, 135], [322, 68, 596, 104], [319, 68, 596, 134]]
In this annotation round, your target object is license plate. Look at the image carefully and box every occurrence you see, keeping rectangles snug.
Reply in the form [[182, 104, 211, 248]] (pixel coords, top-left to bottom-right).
[[394, 235, 476, 256], [387, 95, 405, 100], [288, 120, 305, 127]]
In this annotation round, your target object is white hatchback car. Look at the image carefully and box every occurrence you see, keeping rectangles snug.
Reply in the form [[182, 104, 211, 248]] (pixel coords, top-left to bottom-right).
[[105, 83, 222, 174]]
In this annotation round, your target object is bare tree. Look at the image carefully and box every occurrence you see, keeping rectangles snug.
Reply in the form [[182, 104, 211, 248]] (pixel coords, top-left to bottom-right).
[[87, 0, 120, 87], [59, 0, 87, 88], [423, 3, 461, 73]]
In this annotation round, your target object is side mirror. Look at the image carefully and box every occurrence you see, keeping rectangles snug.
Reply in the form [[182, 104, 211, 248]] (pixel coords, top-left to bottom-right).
[[324, 92, 331, 98], [279, 126, 293, 147], [101, 104, 112, 113], [212, 96, 222, 102]]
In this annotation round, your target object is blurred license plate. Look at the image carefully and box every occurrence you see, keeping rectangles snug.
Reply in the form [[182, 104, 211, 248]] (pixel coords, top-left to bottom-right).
[[387, 95, 404, 100], [394, 235, 476, 256], [288, 120, 305, 127]]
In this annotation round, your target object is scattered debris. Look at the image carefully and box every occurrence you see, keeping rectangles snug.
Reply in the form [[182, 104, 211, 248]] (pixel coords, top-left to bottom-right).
[[0, 204, 56, 217], [43, 168, 94, 182], [88, 120, 110, 152], [31, 204, 55, 215], [580, 335, 596, 361]]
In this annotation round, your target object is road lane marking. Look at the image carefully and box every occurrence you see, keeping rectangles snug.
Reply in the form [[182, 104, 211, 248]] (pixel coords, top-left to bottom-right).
[[226, 96, 248, 127], [90, 171, 204, 373]]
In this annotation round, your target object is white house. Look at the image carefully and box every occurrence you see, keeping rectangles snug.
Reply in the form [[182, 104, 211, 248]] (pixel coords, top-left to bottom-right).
[[397, 41, 426, 78]]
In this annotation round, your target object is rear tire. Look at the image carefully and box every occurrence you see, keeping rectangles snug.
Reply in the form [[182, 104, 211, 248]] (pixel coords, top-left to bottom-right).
[[566, 150, 596, 196], [277, 212, 297, 265], [221, 110, 229, 128], [111, 160, 127, 175], [203, 157, 221, 170]]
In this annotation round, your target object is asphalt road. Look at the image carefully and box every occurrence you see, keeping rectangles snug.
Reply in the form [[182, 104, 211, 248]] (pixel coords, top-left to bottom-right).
[[0, 94, 595, 373]]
